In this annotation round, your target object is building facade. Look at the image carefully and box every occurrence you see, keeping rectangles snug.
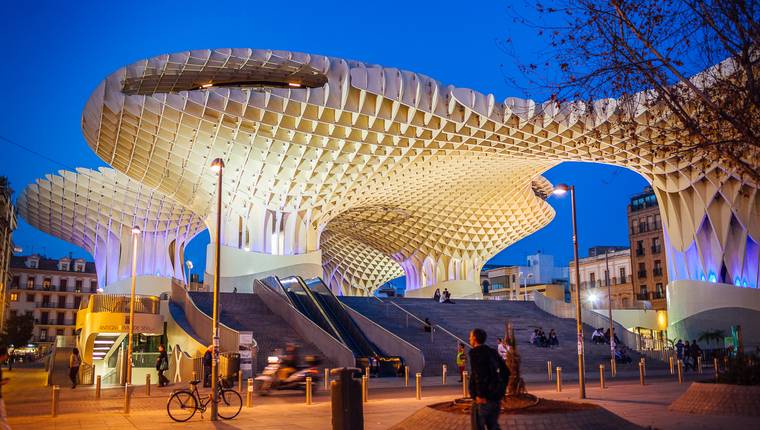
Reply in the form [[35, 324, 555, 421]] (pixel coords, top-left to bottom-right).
[[569, 247, 635, 308], [517, 252, 569, 286], [0, 178, 17, 330], [628, 187, 669, 310], [8, 255, 98, 344]]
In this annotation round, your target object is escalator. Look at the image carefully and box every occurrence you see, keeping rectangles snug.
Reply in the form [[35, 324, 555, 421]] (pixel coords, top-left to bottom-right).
[[265, 276, 402, 375], [276, 277, 346, 345], [304, 277, 381, 359]]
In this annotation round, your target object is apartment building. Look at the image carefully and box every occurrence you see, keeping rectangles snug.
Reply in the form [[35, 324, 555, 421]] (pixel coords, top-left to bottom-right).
[[8, 254, 98, 345], [0, 179, 17, 330], [628, 187, 669, 310], [569, 247, 635, 308]]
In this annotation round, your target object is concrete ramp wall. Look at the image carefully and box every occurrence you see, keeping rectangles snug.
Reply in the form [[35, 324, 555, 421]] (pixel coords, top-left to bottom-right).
[[253, 279, 354, 368]]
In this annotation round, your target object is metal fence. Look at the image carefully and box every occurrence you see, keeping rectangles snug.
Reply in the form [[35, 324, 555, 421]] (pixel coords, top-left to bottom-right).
[[85, 294, 160, 314]]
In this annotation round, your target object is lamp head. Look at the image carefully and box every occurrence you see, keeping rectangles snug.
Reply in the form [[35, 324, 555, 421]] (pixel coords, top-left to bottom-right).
[[552, 183, 570, 196], [587, 292, 598, 303], [210, 158, 225, 174], [186, 260, 193, 269], [131, 226, 141, 235]]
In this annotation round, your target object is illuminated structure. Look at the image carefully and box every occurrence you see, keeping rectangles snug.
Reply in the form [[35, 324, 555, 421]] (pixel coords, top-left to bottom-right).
[[17, 168, 205, 289], [17, 49, 760, 343]]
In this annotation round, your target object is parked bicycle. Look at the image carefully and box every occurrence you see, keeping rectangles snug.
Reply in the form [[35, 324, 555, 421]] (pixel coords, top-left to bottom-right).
[[166, 378, 242, 422]]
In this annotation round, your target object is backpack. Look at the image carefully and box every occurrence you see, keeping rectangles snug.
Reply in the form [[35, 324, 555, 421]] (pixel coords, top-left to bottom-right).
[[484, 348, 509, 400]]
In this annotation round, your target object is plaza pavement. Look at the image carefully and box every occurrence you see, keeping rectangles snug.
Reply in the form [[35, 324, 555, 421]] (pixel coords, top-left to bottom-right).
[[3, 367, 756, 429]]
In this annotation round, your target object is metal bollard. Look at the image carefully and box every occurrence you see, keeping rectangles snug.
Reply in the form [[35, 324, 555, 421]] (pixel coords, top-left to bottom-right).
[[547, 361, 552, 381], [442, 364, 447, 384], [610, 358, 617, 377], [51, 385, 60, 417], [697, 356, 703, 374], [362, 375, 368, 403], [404, 365, 409, 387], [95, 375, 101, 399], [246, 378, 254, 407], [415, 373, 422, 400], [365, 366, 370, 378], [669, 356, 674, 375], [677, 360, 683, 384], [124, 383, 131, 414], [306, 376, 313, 405], [639, 361, 645, 385], [192, 370, 198, 381], [238, 371, 243, 395], [640, 357, 647, 377], [462, 371, 469, 397], [714, 358, 720, 380], [324, 368, 330, 390], [146, 374, 151, 396], [556, 367, 562, 392], [599, 364, 606, 389]]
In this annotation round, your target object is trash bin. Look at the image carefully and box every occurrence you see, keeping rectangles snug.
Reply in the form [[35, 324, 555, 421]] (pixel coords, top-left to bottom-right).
[[331, 367, 363, 430], [220, 353, 240, 387]]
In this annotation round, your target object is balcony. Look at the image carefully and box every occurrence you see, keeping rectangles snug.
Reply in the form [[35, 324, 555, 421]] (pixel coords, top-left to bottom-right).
[[653, 268, 664, 277], [638, 270, 647, 279], [35, 302, 77, 309], [651, 291, 665, 299], [636, 292, 650, 300], [651, 246, 662, 254]]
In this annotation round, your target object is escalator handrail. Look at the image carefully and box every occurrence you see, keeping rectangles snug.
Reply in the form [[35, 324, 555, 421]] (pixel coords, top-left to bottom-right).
[[281, 276, 349, 347], [309, 286, 367, 357], [305, 278, 381, 358]]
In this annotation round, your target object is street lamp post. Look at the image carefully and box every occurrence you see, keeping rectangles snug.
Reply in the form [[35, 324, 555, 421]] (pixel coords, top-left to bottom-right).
[[126, 225, 141, 385], [552, 183, 586, 399], [605, 250, 615, 370], [185, 260, 193, 289], [209, 158, 225, 421], [524, 273, 534, 301]]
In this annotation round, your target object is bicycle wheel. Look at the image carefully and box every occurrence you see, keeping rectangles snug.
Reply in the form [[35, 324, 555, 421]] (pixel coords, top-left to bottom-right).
[[217, 389, 243, 419], [167, 390, 198, 422]]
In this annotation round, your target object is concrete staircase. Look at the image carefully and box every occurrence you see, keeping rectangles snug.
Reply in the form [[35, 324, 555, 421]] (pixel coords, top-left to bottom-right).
[[340, 297, 658, 376], [189, 292, 331, 372]]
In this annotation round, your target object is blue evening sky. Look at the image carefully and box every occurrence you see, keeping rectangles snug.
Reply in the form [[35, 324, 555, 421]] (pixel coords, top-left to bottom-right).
[[0, 1, 647, 279]]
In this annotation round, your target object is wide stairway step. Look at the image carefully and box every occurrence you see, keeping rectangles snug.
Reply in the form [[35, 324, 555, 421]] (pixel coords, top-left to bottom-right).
[[340, 297, 661, 376], [189, 292, 333, 372]]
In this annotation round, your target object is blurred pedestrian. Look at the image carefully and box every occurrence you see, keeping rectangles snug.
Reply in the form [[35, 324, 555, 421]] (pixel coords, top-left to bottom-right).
[[69, 348, 81, 389], [0, 345, 10, 430]]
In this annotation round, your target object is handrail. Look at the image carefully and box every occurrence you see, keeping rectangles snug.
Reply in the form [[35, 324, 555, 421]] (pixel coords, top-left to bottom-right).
[[388, 301, 427, 326], [433, 324, 469, 347], [372, 295, 384, 304], [387, 301, 469, 348]]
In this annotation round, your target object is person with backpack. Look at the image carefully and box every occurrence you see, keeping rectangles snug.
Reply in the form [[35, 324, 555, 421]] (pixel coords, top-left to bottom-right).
[[156, 344, 170, 387], [468, 328, 509, 430]]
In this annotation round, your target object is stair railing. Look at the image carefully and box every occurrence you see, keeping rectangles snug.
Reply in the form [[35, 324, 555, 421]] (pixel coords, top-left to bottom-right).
[[385, 301, 469, 348]]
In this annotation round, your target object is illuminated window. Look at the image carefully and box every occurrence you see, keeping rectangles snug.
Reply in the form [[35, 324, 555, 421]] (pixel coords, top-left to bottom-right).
[[9, 293, 18, 302]]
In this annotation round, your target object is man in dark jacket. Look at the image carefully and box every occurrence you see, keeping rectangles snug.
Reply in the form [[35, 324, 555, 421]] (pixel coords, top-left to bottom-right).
[[468, 328, 509, 430]]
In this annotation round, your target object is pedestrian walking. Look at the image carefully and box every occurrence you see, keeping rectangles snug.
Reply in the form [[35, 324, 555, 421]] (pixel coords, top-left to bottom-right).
[[468, 328, 509, 430], [203, 345, 213, 387], [456, 343, 466, 382], [0, 345, 11, 430], [69, 348, 81, 389], [156, 344, 170, 387]]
